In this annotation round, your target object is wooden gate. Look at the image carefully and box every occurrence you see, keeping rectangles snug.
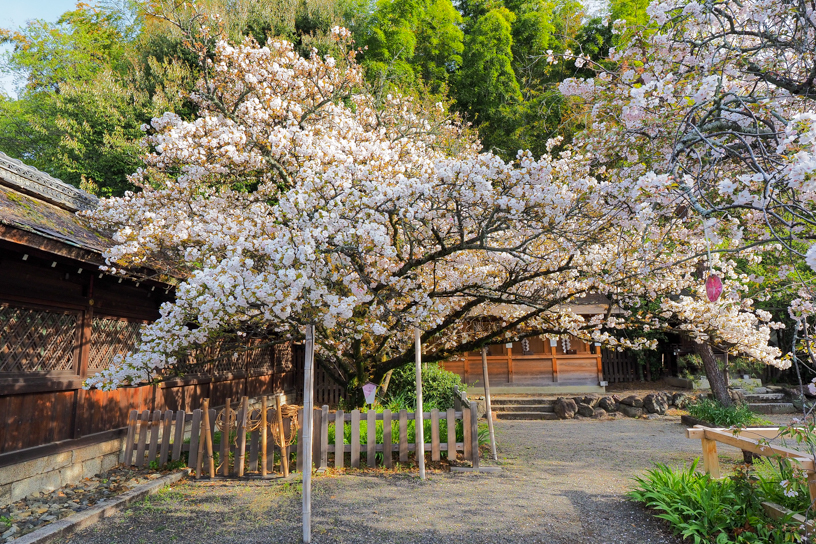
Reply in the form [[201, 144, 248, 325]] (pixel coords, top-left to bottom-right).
[[602, 349, 638, 383]]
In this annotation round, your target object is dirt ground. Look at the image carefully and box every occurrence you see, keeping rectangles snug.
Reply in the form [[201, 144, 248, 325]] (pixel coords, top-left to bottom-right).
[[57, 415, 796, 544]]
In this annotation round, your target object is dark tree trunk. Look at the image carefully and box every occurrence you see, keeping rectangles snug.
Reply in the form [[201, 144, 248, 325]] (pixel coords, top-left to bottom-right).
[[694, 342, 732, 407]]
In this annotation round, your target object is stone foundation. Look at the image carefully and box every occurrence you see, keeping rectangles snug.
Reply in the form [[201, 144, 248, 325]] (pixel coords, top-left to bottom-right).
[[0, 437, 124, 507]]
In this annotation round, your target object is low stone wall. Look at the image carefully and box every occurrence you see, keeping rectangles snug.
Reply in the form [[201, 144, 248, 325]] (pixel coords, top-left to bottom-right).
[[0, 437, 123, 507]]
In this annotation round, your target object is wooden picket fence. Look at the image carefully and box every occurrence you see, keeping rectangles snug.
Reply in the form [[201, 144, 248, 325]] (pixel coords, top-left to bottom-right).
[[124, 397, 481, 476], [297, 403, 480, 470], [124, 395, 295, 478]]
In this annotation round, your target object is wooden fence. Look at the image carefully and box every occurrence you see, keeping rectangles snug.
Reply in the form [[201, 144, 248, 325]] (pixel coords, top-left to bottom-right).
[[298, 403, 479, 470], [123, 399, 480, 475], [687, 425, 816, 535], [602, 349, 639, 383], [124, 396, 296, 477]]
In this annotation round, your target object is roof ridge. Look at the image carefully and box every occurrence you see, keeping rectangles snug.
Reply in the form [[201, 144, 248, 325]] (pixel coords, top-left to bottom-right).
[[0, 151, 99, 212]]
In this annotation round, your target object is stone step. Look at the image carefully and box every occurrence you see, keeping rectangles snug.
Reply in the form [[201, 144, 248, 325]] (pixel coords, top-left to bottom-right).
[[748, 402, 797, 414], [490, 397, 555, 406], [495, 411, 559, 421], [743, 393, 786, 403], [491, 404, 554, 413]]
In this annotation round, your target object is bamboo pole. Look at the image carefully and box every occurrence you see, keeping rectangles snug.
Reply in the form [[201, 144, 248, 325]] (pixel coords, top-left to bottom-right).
[[276, 393, 289, 477], [261, 396, 268, 477], [302, 325, 316, 544], [415, 327, 426, 480], [481, 347, 497, 461]]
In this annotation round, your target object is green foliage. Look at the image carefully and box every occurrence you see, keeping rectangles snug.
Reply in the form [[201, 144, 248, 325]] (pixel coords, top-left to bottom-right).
[[0, 3, 194, 196], [687, 399, 764, 428], [384, 362, 466, 410], [359, 0, 463, 93], [629, 461, 800, 543]]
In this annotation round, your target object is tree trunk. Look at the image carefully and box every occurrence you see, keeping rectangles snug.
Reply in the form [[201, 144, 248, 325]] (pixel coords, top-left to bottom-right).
[[380, 370, 393, 396], [694, 342, 732, 407]]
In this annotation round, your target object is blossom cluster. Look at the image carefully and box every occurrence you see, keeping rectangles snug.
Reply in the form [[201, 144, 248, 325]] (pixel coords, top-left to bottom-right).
[[83, 27, 786, 389]]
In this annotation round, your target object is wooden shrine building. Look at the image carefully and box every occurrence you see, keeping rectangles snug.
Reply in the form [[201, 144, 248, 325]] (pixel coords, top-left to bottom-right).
[[0, 152, 302, 504], [441, 298, 615, 394]]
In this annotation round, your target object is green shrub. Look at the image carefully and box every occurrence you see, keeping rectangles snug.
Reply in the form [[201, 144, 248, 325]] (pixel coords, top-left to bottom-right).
[[384, 363, 466, 410], [629, 461, 799, 543], [687, 399, 764, 427]]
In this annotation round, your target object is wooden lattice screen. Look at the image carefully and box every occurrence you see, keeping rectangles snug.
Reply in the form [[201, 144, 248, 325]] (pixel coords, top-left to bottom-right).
[[88, 317, 142, 370], [0, 303, 78, 372]]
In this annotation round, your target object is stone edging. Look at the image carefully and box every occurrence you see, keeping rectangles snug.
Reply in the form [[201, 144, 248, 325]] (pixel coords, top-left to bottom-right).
[[11, 469, 191, 544]]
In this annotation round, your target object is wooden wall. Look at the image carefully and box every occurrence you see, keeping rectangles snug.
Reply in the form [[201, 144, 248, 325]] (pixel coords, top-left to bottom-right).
[[0, 243, 305, 463], [441, 336, 602, 387]]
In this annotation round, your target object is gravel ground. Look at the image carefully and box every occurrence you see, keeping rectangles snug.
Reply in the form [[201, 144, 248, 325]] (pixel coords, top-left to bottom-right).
[[61, 417, 759, 544]]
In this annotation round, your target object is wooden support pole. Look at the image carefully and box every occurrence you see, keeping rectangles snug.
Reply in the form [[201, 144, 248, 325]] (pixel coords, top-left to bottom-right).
[[202, 398, 216, 478], [276, 394, 289, 477], [481, 347, 497, 461], [414, 327, 426, 480], [470, 403, 479, 469], [221, 397, 231, 477], [808, 470, 816, 511], [701, 437, 720, 479], [261, 397, 268, 477], [550, 339, 559, 382], [302, 324, 315, 544], [195, 405, 206, 478], [236, 396, 249, 477]]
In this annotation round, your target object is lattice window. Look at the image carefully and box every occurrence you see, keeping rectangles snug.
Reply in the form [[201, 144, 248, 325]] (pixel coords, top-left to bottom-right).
[[88, 317, 142, 370], [0, 303, 78, 372]]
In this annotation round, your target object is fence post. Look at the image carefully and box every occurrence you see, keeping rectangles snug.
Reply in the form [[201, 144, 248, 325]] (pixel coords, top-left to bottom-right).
[[701, 437, 720, 479], [236, 396, 249, 477], [481, 347, 497, 461], [320, 405, 329, 469], [470, 403, 479, 469]]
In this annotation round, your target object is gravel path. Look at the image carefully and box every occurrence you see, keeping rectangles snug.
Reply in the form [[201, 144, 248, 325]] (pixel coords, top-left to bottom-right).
[[61, 417, 748, 544]]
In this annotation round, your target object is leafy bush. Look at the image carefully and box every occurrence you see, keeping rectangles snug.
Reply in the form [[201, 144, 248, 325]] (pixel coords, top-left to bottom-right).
[[385, 363, 466, 410], [629, 461, 799, 543], [687, 399, 764, 427]]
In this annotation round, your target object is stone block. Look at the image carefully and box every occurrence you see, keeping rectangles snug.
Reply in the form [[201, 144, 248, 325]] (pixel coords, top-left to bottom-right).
[[0, 452, 71, 486], [60, 463, 84, 486], [101, 452, 120, 473], [0, 483, 10, 505], [10, 471, 61, 502], [82, 458, 102, 479], [72, 438, 124, 464]]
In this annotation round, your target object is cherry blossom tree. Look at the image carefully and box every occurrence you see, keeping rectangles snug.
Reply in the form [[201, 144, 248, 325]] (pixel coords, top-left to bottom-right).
[[81, 26, 785, 406], [558, 0, 816, 404]]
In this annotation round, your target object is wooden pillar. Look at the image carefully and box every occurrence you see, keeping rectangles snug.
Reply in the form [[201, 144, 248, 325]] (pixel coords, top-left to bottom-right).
[[595, 343, 603, 384], [550, 339, 559, 383], [701, 437, 720, 479], [506, 345, 514, 384], [481, 347, 497, 461]]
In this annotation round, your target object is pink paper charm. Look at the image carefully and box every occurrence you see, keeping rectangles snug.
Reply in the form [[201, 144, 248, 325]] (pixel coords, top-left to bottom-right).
[[705, 275, 723, 302], [362, 382, 377, 405]]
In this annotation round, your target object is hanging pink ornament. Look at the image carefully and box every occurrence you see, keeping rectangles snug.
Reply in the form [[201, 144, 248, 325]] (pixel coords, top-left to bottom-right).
[[705, 275, 723, 302]]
